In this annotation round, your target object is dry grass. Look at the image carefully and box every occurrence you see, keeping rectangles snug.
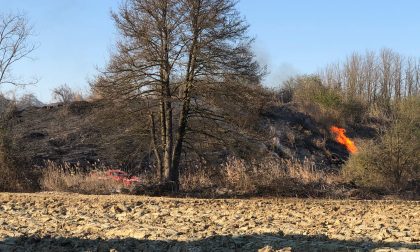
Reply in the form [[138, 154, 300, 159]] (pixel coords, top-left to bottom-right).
[[180, 166, 216, 192], [285, 158, 339, 185], [224, 157, 340, 193], [40, 161, 123, 194], [222, 157, 256, 193], [0, 164, 25, 192], [180, 157, 342, 196], [34, 157, 345, 198]]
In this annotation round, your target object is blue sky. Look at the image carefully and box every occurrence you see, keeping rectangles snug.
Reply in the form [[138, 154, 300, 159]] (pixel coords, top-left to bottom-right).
[[1, 0, 419, 102]]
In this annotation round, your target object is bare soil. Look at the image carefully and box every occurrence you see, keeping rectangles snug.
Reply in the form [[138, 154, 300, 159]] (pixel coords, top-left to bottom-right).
[[0, 193, 419, 251]]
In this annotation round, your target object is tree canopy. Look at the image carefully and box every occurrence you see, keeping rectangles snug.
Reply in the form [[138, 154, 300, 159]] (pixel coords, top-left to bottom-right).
[[93, 0, 264, 189]]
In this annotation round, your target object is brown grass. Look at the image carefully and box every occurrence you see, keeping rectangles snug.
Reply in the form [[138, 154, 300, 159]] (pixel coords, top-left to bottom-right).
[[0, 164, 25, 192], [180, 166, 217, 192], [180, 157, 342, 197], [40, 161, 123, 194]]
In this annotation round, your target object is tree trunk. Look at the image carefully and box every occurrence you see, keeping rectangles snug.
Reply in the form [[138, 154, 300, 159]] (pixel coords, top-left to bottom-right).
[[171, 23, 200, 189], [163, 82, 173, 182], [149, 113, 163, 180], [160, 3, 174, 185], [171, 84, 191, 189], [159, 94, 167, 175]]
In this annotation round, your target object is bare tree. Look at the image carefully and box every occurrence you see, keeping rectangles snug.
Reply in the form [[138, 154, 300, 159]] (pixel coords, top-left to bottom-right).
[[17, 93, 44, 108], [405, 57, 415, 97], [319, 49, 419, 107], [94, 0, 263, 189], [362, 50, 378, 103], [321, 62, 342, 90], [0, 13, 37, 86], [52, 84, 76, 104], [416, 59, 420, 96], [344, 52, 362, 101], [392, 53, 403, 100], [379, 48, 394, 103]]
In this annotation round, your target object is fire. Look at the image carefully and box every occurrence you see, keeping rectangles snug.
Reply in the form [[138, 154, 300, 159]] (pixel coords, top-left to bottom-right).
[[330, 126, 357, 154]]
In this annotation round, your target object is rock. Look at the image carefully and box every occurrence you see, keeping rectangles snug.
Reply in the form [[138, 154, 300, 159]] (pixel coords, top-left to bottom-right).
[[258, 246, 292, 252], [115, 213, 127, 221], [111, 204, 127, 214], [132, 231, 149, 239], [258, 246, 276, 252]]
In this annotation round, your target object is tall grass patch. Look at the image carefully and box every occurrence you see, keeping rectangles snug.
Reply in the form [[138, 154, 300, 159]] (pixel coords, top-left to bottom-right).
[[40, 161, 123, 194]]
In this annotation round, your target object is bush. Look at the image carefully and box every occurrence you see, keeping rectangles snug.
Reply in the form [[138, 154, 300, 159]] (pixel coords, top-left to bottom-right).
[[0, 149, 23, 192], [0, 128, 37, 192], [283, 75, 368, 126], [223, 157, 257, 193], [291, 75, 342, 108], [341, 98, 368, 124], [343, 96, 420, 192]]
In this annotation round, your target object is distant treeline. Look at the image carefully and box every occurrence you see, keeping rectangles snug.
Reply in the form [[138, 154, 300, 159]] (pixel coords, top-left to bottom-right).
[[318, 48, 420, 105]]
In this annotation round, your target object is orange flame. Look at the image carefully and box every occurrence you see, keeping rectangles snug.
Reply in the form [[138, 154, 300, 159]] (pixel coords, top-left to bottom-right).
[[330, 126, 357, 154]]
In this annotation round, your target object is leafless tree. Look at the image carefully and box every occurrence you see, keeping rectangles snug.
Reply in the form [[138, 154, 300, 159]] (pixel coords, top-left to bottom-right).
[[379, 48, 394, 103], [405, 57, 415, 97], [318, 48, 419, 106], [0, 13, 37, 86], [321, 62, 342, 90], [94, 0, 263, 189], [392, 53, 403, 100], [52, 84, 76, 104], [344, 52, 362, 100], [362, 50, 378, 103], [416, 59, 420, 96], [17, 93, 43, 108]]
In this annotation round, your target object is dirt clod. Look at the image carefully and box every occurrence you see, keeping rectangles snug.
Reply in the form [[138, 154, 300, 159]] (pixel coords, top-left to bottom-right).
[[0, 193, 419, 251]]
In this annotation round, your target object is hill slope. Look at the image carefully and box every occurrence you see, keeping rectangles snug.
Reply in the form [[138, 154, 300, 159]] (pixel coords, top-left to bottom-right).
[[5, 100, 375, 172]]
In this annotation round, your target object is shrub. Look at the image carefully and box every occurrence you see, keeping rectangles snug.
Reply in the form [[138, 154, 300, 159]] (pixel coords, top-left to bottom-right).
[[0, 128, 38, 192], [343, 96, 420, 191], [291, 75, 342, 108], [340, 98, 368, 124], [283, 75, 369, 126], [176, 156, 342, 196], [0, 148, 23, 192]]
